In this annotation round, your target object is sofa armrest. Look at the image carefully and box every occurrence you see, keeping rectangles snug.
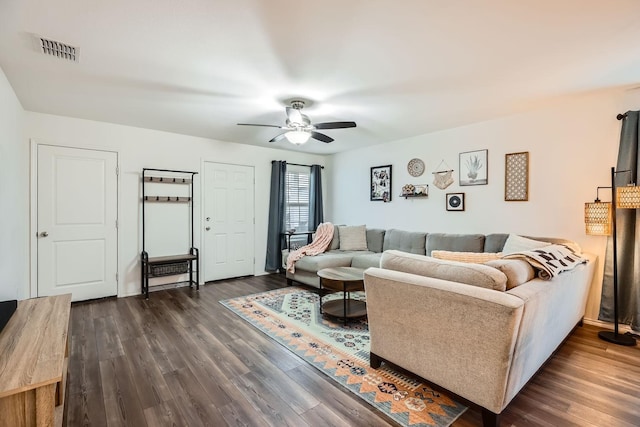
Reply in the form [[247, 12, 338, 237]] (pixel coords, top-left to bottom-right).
[[364, 267, 524, 413]]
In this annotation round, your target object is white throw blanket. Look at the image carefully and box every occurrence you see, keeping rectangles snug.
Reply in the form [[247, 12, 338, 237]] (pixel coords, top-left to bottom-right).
[[503, 244, 587, 280], [286, 222, 335, 273]]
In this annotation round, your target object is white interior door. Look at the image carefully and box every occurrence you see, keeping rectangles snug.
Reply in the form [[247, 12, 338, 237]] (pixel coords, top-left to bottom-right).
[[37, 145, 118, 301], [203, 162, 254, 282]]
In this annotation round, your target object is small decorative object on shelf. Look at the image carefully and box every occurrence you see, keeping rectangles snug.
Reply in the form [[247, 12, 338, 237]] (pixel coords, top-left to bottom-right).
[[402, 184, 415, 195], [401, 184, 429, 198]]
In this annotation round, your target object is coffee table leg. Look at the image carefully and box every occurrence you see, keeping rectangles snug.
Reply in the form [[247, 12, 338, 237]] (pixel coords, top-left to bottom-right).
[[343, 287, 347, 326], [319, 278, 323, 314]]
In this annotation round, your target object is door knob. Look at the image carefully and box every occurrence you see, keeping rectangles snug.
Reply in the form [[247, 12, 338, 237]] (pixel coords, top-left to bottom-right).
[[40, 231, 49, 237], [206, 217, 211, 221], [205, 227, 211, 231]]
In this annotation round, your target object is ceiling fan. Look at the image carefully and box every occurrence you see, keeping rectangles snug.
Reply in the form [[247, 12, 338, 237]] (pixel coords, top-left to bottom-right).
[[237, 100, 356, 145]]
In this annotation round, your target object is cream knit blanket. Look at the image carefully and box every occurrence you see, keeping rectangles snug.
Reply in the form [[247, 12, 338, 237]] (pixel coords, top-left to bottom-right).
[[286, 222, 334, 273]]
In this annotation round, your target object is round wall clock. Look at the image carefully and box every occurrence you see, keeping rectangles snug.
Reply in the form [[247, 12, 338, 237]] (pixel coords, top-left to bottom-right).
[[407, 158, 425, 177]]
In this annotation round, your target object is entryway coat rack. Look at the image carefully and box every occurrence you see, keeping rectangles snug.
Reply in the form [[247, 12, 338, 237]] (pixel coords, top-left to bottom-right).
[[140, 168, 199, 299]]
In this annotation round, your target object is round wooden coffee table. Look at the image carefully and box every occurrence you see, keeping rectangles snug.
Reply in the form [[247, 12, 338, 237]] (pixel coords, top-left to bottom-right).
[[317, 267, 367, 325]]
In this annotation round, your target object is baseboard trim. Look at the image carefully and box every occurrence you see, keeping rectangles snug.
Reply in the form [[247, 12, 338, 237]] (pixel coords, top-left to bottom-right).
[[583, 318, 636, 334]]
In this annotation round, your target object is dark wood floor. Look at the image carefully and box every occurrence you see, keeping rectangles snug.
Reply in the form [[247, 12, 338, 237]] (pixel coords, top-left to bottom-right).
[[65, 274, 640, 427]]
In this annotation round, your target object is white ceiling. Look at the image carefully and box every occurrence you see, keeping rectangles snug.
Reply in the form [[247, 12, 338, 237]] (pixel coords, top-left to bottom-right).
[[1, 1, 640, 154]]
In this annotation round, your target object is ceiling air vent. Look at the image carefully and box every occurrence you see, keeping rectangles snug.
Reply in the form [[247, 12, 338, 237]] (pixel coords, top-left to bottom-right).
[[38, 37, 79, 62]]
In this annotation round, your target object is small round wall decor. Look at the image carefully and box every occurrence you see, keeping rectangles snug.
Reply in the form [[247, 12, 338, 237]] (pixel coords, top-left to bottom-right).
[[407, 158, 425, 177], [446, 192, 465, 211]]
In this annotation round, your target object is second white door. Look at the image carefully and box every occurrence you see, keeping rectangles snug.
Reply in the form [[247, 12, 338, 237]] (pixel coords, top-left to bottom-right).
[[203, 162, 254, 281]]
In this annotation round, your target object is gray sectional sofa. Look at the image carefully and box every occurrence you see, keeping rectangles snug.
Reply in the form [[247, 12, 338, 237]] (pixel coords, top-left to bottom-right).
[[282, 227, 576, 288], [282, 227, 596, 427]]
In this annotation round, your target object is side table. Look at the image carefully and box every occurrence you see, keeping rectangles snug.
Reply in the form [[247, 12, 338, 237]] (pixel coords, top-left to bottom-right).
[[317, 267, 367, 325], [0, 294, 72, 427]]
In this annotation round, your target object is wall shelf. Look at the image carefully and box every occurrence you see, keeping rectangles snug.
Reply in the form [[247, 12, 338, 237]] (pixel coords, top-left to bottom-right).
[[401, 193, 428, 199]]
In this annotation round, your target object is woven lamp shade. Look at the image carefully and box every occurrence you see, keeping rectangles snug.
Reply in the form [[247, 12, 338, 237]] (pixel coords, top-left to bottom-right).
[[584, 201, 612, 235], [617, 185, 640, 209]]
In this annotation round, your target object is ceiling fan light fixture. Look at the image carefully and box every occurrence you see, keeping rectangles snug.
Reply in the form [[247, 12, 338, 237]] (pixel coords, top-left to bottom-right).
[[285, 130, 311, 145]]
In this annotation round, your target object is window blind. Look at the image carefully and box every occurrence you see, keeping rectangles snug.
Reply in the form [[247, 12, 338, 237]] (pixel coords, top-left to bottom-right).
[[285, 166, 310, 232]]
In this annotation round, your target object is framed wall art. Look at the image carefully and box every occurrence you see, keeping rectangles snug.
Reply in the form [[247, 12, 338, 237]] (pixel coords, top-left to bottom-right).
[[446, 192, 465, 211], [459, 149, 488, 186], [505, 152, 529, 201], [371, 165, 392, 202]]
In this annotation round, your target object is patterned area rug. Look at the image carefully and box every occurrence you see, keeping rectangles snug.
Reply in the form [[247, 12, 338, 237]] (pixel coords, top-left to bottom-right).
[[220, 286, 467, 427]]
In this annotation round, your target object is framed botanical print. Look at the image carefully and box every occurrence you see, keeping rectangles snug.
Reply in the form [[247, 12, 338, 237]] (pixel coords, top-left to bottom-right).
[[505, 152, 529, 201], [371, 165, 392, 202], [459, 149, 488, 186]]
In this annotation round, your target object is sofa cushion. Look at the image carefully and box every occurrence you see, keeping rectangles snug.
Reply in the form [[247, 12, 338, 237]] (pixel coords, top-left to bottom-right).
[[484, 233, 581, 254], [502, 235, 550, 255], [329, 225, 344, 250], [484, 234, 509, 253], [339, 225, 368, 251], [383, 229, 427, 254], [293, 251, 373, 272], [426, 233, 485, 256], [485, 259, 535, 289], [524, 236, 582, 254], [380, 250, 508, 291], [432, 250, 502, 263], [366, 229, 386, 253], [351, 253, 382, 269]]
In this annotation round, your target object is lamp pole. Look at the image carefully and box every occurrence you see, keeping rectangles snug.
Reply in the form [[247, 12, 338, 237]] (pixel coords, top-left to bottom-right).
[[598, 167, 636, 346]]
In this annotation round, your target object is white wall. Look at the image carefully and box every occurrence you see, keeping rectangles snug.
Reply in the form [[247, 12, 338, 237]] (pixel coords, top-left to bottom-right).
[[329, 88, 640, 323], [26, 113, 327, 298], [0, 66, 27, 301]]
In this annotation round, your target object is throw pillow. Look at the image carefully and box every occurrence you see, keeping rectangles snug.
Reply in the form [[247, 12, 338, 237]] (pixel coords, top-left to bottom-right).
[[338, 225, 368, 251], [329, 225, 345, 251], [485, 259, 535, 290], [431, 250, 502, 264], [380, 250, 508, 291], [501, 234, 550, 255]]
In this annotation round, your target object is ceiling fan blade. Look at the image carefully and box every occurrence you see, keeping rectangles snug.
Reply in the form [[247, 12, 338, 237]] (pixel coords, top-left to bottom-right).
[[311, 132, 334, 143], [269, 133, 288, 143], [237, 123, 284, 128], [314, 121, 357, 130], [286, 107, 303, 124]]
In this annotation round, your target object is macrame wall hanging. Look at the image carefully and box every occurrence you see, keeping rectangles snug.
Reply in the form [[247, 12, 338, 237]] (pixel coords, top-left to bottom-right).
[[432, 160, 454, 190]]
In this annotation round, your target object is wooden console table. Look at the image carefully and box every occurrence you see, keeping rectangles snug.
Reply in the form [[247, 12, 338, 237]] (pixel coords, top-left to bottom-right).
[[0, 294, 72, 427]]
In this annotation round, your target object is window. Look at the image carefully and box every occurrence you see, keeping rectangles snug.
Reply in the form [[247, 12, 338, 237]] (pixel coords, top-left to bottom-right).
[[285, 165, 310, 235]]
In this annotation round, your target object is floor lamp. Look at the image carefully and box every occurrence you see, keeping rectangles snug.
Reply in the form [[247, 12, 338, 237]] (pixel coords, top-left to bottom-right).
[[585, 166, 640, 346]]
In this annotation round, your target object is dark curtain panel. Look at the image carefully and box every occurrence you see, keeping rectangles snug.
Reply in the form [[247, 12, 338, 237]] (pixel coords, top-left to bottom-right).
[[265, 161, 287, 271], [600, 110, 640, 331], [308, 164, 324, 230]]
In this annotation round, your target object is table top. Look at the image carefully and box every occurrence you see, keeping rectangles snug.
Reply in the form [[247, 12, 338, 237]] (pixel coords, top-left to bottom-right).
[[317, 267, 366, 282], [0, 294, 72, 397]]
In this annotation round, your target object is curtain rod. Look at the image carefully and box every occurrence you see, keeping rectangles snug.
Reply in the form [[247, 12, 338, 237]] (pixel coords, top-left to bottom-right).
[[617, 113, 628, 120], [271, 160, 324, 169]]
